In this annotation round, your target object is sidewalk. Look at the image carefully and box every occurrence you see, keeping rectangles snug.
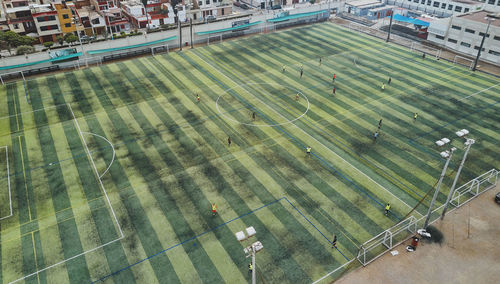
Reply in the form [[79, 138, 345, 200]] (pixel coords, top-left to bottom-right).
[[336, 185, 500, 284]]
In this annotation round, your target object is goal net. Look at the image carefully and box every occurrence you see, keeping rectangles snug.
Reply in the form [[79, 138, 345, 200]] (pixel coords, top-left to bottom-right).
[[410, 42, 441, 59], [207, 34, 222, 46], [453, 55, 474, 70]]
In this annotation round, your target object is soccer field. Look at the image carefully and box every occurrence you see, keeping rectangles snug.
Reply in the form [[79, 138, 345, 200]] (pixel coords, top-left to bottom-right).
[[0, 22, 499, 283]]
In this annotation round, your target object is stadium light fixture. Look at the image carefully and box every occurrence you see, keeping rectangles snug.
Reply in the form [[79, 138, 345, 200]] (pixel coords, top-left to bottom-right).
[[435, 137, 450, 146], [423, 143, 456, 229], [235, 226, 262, 284], [441, 130, 475, 219]]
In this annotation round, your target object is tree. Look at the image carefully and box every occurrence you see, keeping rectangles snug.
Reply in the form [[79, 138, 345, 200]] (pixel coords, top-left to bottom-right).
[[56, 35, 64, 45], [43, 41, 54, 49], [20, 35, 35, 46], [64, 34, 78, 45], [16, 45, 34, 55]]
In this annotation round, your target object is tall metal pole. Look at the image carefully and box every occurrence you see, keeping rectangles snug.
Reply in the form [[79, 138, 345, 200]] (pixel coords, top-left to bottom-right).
[[386, 9, 393, 43], [190, 18, 193, 49], [423, 148, 455, 229], [472, 19, 492, 71], [251, 246, 256, 284], [441, 139, 474, 219]]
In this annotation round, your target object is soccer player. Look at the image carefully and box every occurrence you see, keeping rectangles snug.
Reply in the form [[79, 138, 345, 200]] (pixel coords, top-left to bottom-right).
[[319, 57, 322, 65], [227, 136, 231, 147], [295, 93, 299, 101], [332, 234, 337, 248], [388, 77, 392, 85], [413, 112, 418, 122], [373, 131, 379, 142], [196, 94, 200, 102], [306, 146, 311, 156], [282, 65, 286, 73], [333, 87, 336, 95], [422, 53, 426, 59], [211, 203, 217, 216], [252, 112, 256, 121], [378, 119, 383, 129], [332, 73, 336, 82], [381, 83, 385, 91], [300, 66, 303, 78], [385, 203, 391, 216]]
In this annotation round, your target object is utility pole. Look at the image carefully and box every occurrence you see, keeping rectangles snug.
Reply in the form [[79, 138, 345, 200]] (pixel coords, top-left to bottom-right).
[[423, 147, 455, 229], [472, 15, 498, 71], [386, 9, 393, 43], [190, 18, 193, 49]]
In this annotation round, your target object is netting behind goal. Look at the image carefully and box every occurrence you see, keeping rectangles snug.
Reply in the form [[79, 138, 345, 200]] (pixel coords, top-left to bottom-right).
[[453, 55, 474, 70], [410, 42, 441, 59]]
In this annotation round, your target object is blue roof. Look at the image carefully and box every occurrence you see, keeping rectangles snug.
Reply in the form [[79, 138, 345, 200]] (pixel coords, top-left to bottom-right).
[[392, 14, 430, 27]]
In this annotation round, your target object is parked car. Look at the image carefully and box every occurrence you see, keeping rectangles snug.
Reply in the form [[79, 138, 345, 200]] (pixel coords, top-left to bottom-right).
[[233, 1, 241, 7], [495, 192, 500, 205], [240, 3, 250, 9], [206, 15, 216, 22]]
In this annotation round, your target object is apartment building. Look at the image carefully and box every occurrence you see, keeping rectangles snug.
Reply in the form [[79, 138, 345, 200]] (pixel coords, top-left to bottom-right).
[[32, 4, 62, 43], [427, 10, 500, 64], [121, 0, 177, 29], [386, 0, 482, 17], [190, 0, 232, 21]]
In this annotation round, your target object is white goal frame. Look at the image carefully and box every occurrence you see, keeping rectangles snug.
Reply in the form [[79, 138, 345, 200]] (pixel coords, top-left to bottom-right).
[[453, 55, 474, 70], [0, 70, 26, 85], [410, 42, 441, 59], [0, 146, 12, 221]]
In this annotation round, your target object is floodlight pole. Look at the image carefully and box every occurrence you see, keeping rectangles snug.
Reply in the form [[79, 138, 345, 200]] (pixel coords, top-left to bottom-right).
[[386, 9, 393, 43], [472, 17, 495, 71], [423, 148, 455, 229], [441, 138, 474, 219], [251, 245, 256, 284], [190, 18, 193, 49]]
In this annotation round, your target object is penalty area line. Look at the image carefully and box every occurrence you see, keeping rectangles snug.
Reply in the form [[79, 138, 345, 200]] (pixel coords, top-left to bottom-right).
[[0, 146, 12, 221]]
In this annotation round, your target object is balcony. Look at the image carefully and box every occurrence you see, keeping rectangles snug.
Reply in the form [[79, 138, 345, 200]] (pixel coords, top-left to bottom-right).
[[8, 16, 33, 24]]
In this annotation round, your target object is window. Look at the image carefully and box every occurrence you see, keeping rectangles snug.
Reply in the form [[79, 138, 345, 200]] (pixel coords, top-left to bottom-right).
[[448, 4, 453, 10], [441, 3, 446, 8], [488, 0, 495, 4], [465, 28, 475, 34], [451, 25, 461, 30], [414, 0, 419, 3], [65, 23, 71, 27], [37, 15, 56, 22], [63, 14, 69, 19], [435, 35, 445, 40], [464, 8, 469, 12], [198, 0, 202, 5], [479, 32, 490, 37], [474, 46, 485, 51], [427, 0, 431, 5], [460, 42, 471, 47], [494, 35, 500, 41], [433, 1, 440, 7], [421, 0, 425, 3], [488, 50, 500, 56], [206, 0, 209, 4], [40, 25, 58, 31], [13, 23, 19, 29], [455, 6, 462, 12], [447, 38, 458, 43]]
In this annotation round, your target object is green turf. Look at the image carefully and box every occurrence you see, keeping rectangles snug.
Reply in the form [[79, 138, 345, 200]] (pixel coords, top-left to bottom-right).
[[0, 22, 498, 283]]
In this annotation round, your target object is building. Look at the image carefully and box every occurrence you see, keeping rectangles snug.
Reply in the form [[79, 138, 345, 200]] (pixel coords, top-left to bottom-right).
[[31, 4, 62, 43], [3, 0, 37, 35], [427, 10, 500, 64], [345, 0, 385, 17], [90, 0, 130, 34], [121, 0, 177, 29], [385, 0, 483, 18], [190, 0, 232, 21], [54, 2, 78, 34]]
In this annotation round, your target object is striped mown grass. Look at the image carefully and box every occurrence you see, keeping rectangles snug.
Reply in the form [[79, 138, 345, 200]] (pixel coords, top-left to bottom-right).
[[0, 22, 498, 283]]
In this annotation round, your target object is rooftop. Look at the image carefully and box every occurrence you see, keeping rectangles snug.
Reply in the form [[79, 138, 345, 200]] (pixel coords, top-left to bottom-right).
[[457, 10, 500, 27], [346, 0, 381, 7]]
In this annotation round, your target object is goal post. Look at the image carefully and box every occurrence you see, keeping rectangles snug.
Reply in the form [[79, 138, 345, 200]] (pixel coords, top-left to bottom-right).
[[410, 42, 441, 59], [207, 34, 222, 46], [0, 70, 26, 85], [453, 55, 474, 70]]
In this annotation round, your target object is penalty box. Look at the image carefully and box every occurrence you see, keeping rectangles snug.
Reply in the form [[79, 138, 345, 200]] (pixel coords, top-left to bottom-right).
[[0, 103, 123, 283], [94, 197, 349, 283]]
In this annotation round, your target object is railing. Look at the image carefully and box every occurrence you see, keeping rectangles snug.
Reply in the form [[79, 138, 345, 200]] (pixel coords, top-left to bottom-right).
[[357, 169, 498, 266]]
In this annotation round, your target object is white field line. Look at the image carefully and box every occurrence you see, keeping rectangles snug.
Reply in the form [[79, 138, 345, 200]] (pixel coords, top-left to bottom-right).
[[8, 104, 125, 284], [81, 132, 116, 179], [191, 52, 418, 214], [458, 82, 500, 101], [0, 146, 12, 220], [0, 103, 67, 121], [312, 258, 356, 284]]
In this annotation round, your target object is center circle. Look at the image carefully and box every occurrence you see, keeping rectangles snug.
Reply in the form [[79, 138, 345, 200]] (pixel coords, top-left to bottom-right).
[[215, 83, 310, 127]]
